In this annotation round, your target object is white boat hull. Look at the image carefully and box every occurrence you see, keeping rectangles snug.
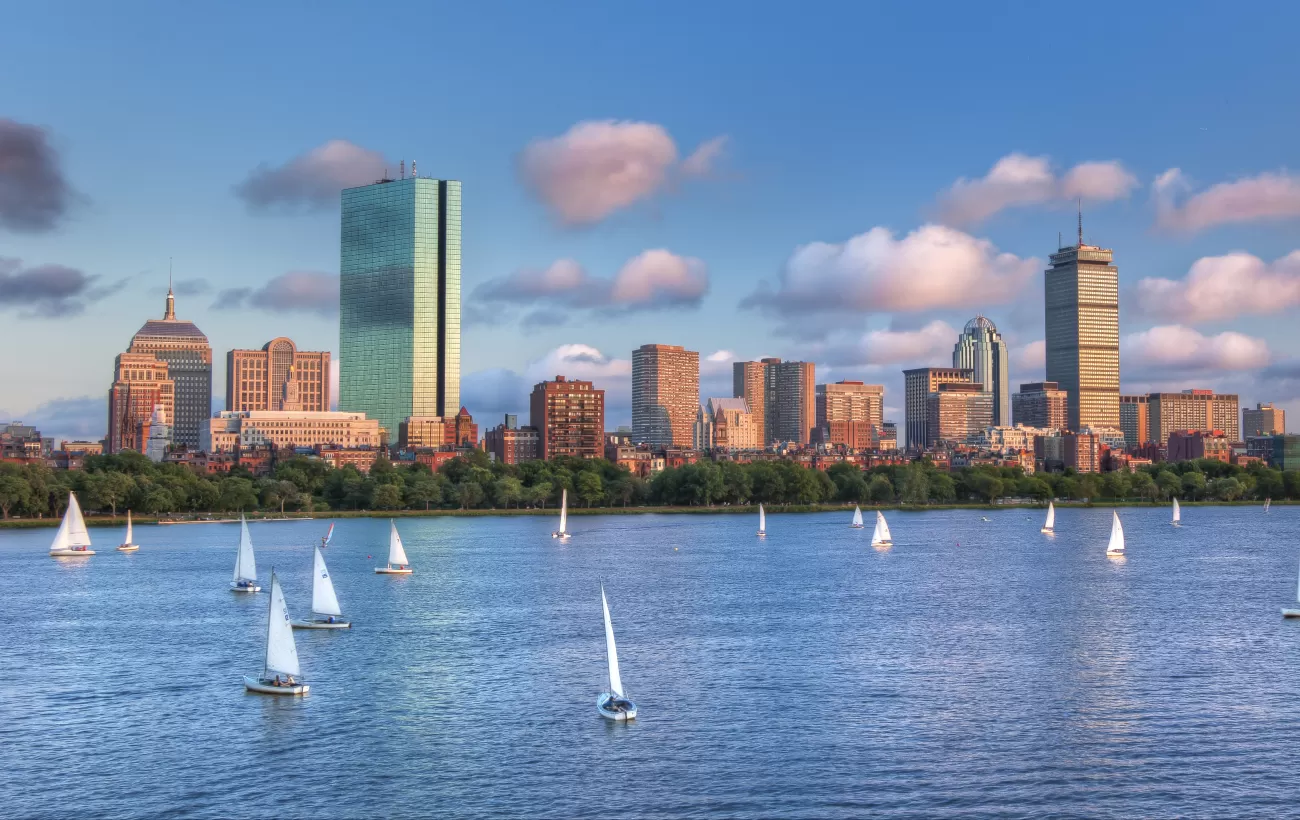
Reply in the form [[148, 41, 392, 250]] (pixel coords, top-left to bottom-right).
[[243, 675, 308, 695], [230, 582, 262, 593], [292, 618, 351, 629], [117, 544, 139, 552], [850, 525, 864, 529], [50, 549, 95, 556], [375, 567, 412, 574], [1040, 528, 1054, 534], [597, 693, 637, 721], [552, 532, 571, 540], [1107, 550, 1125, 557], [1283, 609, 1300, 619]]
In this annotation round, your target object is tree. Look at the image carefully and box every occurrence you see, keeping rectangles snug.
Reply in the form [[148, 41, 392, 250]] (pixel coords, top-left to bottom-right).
[[899, 466, 929, 505], [405, 474, 443, 510], [1156, 471, 1182, 500], [217, 477, 259, 512], [373, 484, 404, 510], [87, 471, 135, 517], [576, 471, 604, 507], [262, 480, 301, 515], [494, 476, 524, 509], [529, 481, 553, 509], [1181, 471, 1207, 501], [867, 475, 895, 504], [0, 475, 31, 519], [456, 481, 485, 510]]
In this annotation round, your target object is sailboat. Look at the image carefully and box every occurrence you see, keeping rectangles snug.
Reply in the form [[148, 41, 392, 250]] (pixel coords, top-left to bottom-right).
[[243, 571, 309, 695], [758, 503, 766, 537], [375, 520, 412, 574], [230, 515, 260, 592], [871, 510, 892, 547], [1265, 498, 1272, 513], [1041, 502, 1055, 534], [850, 506, 864, 529], [117, 510, 140, 552], [1281, 554, 1300, 618], [1106, 511, 1125, 557], [552, 489, 571, 540], [49, 492, 95, 556], [320, 522, 335, 548], [597, 583, 637, 721], [293, 547, 350, 629], [1172, 498, 1182, 527]]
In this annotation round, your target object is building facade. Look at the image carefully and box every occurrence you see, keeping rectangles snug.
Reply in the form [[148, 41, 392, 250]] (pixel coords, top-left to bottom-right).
[[924, 383, 993, 448], [123, 286, 211, 450], [339, 175, 461, 438], [731, 360, 769, 446], [631, 344, 699, 448], [203, 410, 380, 453], [1271, 434, 1300, 470], [1012, 381, 1068, 431], [1244, 402, 1286, 437], [1120, 394, 1150, 447], [227, 337, 330, 412], [485, 423, 540, 465], [816, 381, 884, 428], [903, 367, 974, 450], [1044, 236, 1120, 431], [970, 425, 1054, 454], [1148, 390, 1240, 444], [107, 352, 175, 454], [696, 397, 760, 451], [1168, 430, 1231, 463], [398, 408, 478, 449], [529, 375, 605, 460], [732, 358, 815, 446], [952, 316, 1011, 426]]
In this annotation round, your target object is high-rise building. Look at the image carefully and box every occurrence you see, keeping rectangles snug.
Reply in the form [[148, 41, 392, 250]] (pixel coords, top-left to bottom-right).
[[107, 352, 175, 454], [1044, 230, 1119, 431], [1244, 402, 1286, 437], [732, 358, 815, 446], [902, 367, 973, 450], [631, 344, 700, 448], [924, 382, 993, 448], [1012, 382, 1069, 430], [732, 360, 769, 445], [339, 174, 461, 438], [227, 337, 331, 413], [124, 286, 211, 450], [952, 316, 1011, 426], [816, 381, 884, 428], [1120, 394, 1150, 447], [1148, 390, 1239, 444], [529, 375, 605, 460]]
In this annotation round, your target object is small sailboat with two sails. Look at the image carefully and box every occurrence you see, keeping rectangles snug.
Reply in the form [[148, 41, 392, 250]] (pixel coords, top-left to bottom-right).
[[49, 492, 94, 557], [243, 571, 308, 695], [758, 503, 766, 537], [1106, 511, 1126, 557], [597, 583, 637, 721], [231, 515, 260, 592], [375, 520, 412, 574], [871, 511, 892, 548], [552, 489, 571, 540], [293, 547, 350, 629], [117, 510, 139, 552], [1172, 498, 1182, 527], [1041, 502, 1056, 535], [850, 506, 864, 529]]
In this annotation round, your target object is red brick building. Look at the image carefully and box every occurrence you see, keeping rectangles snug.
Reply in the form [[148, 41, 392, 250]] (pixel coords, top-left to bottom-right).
[[530, 376, 605, 460]]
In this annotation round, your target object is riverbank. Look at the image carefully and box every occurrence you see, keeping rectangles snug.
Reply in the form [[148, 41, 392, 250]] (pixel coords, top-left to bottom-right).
[[0, 499, 1287, 529]]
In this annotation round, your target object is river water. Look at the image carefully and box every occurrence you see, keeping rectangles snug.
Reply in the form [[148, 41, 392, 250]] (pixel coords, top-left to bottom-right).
[[2, 505, 1298, 818]]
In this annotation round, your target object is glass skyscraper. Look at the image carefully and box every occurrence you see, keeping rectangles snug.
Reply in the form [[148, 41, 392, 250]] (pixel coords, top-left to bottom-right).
[[339, 176, 461, 439], [952, 316, 1010, 427], [1044, 235, 1120, 431]]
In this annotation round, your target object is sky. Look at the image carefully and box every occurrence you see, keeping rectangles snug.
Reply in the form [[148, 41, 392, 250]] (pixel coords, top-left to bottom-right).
[[2, 0, 1299, 443]]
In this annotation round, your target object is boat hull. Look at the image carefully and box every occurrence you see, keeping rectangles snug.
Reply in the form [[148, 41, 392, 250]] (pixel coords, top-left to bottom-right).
[[117, 544, 139, 552], [597, 693, 637, 721], [1040, 528, 1054, 534], [50, 549, 95, 556], [1283, 609, 1300, 619], [243, 675, 308, 695], [230, 582, 262, 593], [375, 567, 412, 574], [850, 525, 864, 529], [1106, 550, 1125, 557], [292, 618, 351, 629], [872, 541, 892, 547], [552, 532, 571, 540]]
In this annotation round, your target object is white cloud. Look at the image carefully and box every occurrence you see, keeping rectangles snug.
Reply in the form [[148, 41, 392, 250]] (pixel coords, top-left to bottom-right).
[[235, 140, 388, 211], [1013, 340, 1046, 374], [460, 344, 634, 427], [936, 153, 1137, 226], [608, 249, 707, 306], [518, 120, 726, 225], [1122, 325, 1270, 373], [1154, 168, 1300, 232], [854, 321, 958, 366], [705, 350, 734, 363], [1134, 250, 1300, 323]]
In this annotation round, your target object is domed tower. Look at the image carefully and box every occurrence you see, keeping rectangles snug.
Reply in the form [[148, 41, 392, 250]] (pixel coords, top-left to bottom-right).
[[952, 315, 1010, 427]]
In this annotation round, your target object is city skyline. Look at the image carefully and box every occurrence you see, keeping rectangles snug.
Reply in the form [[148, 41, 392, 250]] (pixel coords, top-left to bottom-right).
[[3, 3, 1300, 442]]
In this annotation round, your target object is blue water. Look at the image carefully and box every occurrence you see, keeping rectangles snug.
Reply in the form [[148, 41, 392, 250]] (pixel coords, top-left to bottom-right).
[[2, 505, 1299, 818]]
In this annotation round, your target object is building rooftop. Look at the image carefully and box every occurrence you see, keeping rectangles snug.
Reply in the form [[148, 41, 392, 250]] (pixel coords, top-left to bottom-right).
[[130, 288, 209, 344]]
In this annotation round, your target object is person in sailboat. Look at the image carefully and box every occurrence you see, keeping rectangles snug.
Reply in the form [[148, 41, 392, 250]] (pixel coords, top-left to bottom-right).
[[234, 579, 256, 591]]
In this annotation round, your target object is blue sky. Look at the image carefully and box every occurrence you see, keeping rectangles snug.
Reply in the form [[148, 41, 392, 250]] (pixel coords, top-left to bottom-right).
[[2, 1, 1299, 441]]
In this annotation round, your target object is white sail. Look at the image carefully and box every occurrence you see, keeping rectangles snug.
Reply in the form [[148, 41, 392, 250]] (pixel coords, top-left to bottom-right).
[[50, 499, 72, 552], [1044, 502, 1055, 531], [1295, 553, 1300, 604], [124, 510, 134, 545], [232, 515, 257, 582], [1106, 511, 1125, 554], [388, 520, 409, 566], [1265, 498, 1272, 512], [758, 503, 766, 534], [872, 511, 891, 545], [311, 546, 342, 617], [601, 584, 624, 699], [852, 506, 863, 527], [1172, 498, 1181, 523], [264, 573, 301, 678], [559, 489, 568, 534]]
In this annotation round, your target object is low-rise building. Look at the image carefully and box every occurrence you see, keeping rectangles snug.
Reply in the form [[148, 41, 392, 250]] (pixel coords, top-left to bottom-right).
[[1167, 429, 1231, 463], [695, 397, 761, 452], [1012, 382, 1068, 430], [317, 445, 384, 473], [970, 425, 1054, 454], [484, 421, 540, 465], [399, 408, 478, 449], [204, 410, 381, 453]]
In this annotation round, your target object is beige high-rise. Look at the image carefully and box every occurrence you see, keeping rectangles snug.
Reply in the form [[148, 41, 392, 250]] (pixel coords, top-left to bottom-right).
[[732, 360, 769, 445], [631, 344, 700, 448], [1045, 234, 1120, 431], [1149, 390, 1239, 443], [227, 337, 331, 413], [816, 381, 884, 428]]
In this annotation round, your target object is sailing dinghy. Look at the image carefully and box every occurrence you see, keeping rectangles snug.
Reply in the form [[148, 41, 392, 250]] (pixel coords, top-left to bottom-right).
[[375, 520, 412, 574], [757, 503, 766, 537], [320, 522, 334, 548], [871, 511, 892, 548], [1172, 498, 1181, 527], [1041, 502, 1055, 534], [294, 547, 350, 629], [597, 583, 637, 721], [1282, 553, 1300, 618], [117, 510, 139, 552], [552, 489, 571, 540], [1265, 498, 1272, 513], [243, 571, 308, 695], [49, 492, 95, 556], [851, 506, 864, 529], [1105, 511, 1125, 557], [230, 515, 260, 592]]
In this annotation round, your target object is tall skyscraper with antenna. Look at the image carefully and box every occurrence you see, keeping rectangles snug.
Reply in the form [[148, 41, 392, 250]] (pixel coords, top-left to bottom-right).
[[1044, 210, 1120, 431]]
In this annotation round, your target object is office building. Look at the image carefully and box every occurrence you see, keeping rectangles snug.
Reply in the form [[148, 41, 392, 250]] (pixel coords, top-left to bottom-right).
[[485, 423, 540, 465], [1120, 394, 1150, 447], [732, 360, 771, 445], [529, 376, 605, 460], [339, 174, 461, 438], [107, 352, 175, 454], [1271, 434, 1300, 470], [123, 286, 212, 449], [1148, 390, 1239, 444], [398, 408, 478, 449], [732, 358, 815, 446], [952, 316, 1011, 426], [924, 383, 993, 448], [1244, 403, 1286, 437], [227, 338, 331, 412], [1012, 382, 1069, 431], [1044, 229, 1120, 431], [632, 344, 700, 448], [903, 367, 974, 450], [1168, 430, 1230, 463], [816, 381, 884, 428], [970, 425, 1054, 454], [203, 410, 380, 453], [1035, 431, 1102, 473]]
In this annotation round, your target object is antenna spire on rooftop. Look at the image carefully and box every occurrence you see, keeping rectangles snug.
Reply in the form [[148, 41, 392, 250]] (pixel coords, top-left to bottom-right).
[[164, 258, 176, 320], [1077, 198, 1083, 246]]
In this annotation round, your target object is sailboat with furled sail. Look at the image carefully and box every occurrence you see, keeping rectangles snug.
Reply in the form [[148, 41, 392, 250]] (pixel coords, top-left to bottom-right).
[[1172, 498, 1181, 527], [871, 510, 892, 548], [1041, 502, 1055, 535], [1106, 511, 1126, 557], [293, 547, 350, 629], [758, 503, 766, 537], [552, 489, 571, 540], [117, 510, 139, 552], [244, 571, 308, 695], [230, 515, 260, 592], [49, 492, 94, 557], [597, 583, 637, 721], [375, 520, 412, 574], [851, 506, 864, 528]]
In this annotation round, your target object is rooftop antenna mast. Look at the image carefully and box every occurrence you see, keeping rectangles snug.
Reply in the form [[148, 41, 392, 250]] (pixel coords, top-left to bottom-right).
[[400, 160, 405, 180], [1077, 198, 1083, 246]]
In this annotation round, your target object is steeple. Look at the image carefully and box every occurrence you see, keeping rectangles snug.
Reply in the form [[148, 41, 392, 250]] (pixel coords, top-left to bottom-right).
[[164, 260, 176, 320], [281, 364, 302, 412]]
